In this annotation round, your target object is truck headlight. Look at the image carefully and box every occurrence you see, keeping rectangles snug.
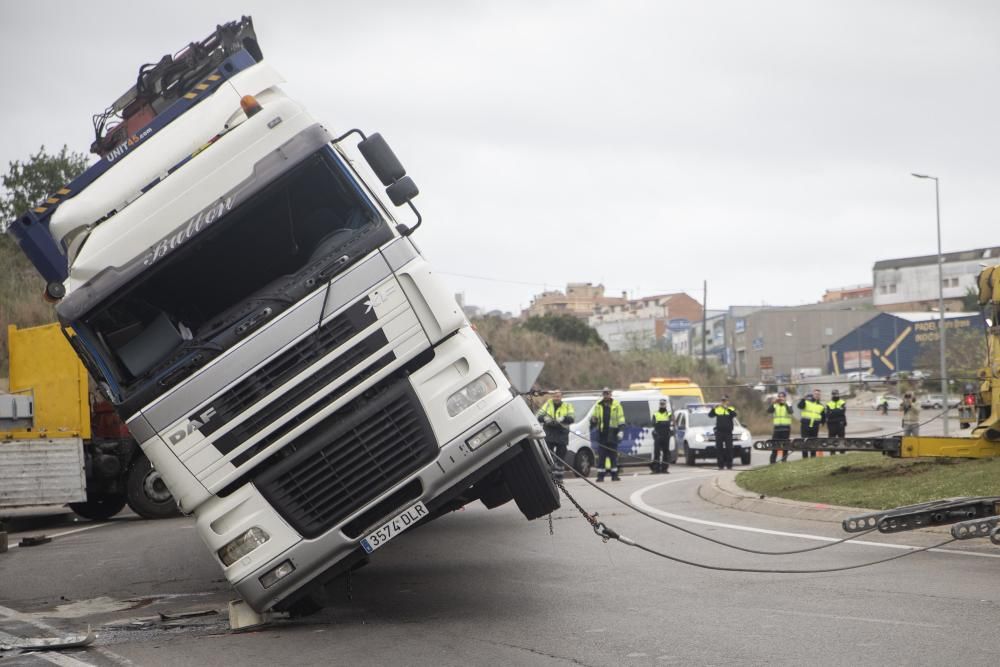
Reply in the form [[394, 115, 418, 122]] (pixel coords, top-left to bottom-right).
[[446, 373, 497, 417], [260, 560, 295, 589], [218, 527, 270, 567], [695, 432, 705, 443], [466, 422, 501, 450], [740, 431, 750, 441]]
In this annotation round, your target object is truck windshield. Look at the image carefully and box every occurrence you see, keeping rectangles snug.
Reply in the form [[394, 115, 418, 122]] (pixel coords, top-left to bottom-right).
[[73, 147, 389, 402]]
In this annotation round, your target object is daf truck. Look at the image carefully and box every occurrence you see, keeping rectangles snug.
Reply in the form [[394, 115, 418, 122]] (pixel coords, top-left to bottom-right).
[[5, 17, 559, 614]]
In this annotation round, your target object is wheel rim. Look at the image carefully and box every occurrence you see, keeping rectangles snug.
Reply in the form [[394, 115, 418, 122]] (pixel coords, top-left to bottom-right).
[[577, 452, 591, 476], [142, 470, 172, 503]]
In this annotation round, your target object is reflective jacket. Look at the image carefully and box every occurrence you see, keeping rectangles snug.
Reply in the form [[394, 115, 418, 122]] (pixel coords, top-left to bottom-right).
[[798, 398, 825, 427], [537, 399, 575, 425], [652, 409, 673, 439], [537, 399, 575, 445], [709, 405, 738, 433], [768, 401, 792, 426], [825, 399, 847, 425], [591, 399, 625, 434]]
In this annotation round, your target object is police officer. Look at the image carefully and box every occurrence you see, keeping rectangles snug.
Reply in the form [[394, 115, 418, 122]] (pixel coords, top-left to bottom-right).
[[798, 388, 825, 459], [651, 399, 673, 474], [825, 389, 847, 454], [767, 391, 793, 464], [708, 396, 738, 470], [536, 389, 575, 479], [590, 388, 625, 482]]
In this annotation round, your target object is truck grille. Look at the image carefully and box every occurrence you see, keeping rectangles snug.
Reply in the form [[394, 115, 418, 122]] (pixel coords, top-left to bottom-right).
[[198, 297, 376, 440], [253, 379, 437, 538]]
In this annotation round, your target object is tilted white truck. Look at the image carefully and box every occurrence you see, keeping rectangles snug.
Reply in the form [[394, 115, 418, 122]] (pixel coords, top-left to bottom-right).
[[5, 17, 559, 614]]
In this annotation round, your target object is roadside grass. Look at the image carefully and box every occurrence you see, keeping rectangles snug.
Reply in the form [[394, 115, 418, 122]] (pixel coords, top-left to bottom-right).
[[736, 453, 1000, 510]]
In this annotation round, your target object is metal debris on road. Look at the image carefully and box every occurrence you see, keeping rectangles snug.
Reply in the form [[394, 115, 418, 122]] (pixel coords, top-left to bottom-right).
[[0, 626, 96, 651], [158, 609, 218, 622], [17, 535, 52, 547]]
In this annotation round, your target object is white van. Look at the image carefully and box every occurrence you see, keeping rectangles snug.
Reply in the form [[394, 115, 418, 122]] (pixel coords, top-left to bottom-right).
[[562, 390, 674, 477]]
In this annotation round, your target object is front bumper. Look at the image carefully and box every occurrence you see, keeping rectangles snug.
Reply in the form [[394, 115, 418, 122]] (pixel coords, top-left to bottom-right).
[[194, 395, 537, 612]]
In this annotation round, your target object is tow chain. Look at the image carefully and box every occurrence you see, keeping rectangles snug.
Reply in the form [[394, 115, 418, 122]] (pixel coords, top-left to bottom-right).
[[555, 478, 612, 543]]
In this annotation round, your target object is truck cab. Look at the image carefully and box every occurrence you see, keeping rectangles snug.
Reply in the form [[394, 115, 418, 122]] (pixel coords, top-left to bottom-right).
[[5, 17, 558, 614]]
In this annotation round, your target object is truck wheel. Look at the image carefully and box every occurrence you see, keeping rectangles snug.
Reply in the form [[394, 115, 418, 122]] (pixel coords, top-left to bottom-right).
[[126, 455, 179, 519], [502, 440, 561, 520], [669, 438, 678, 464], [574, 449, 593, 478], [740, 449, 752, 466], [684, 444, 696, 467], [70, 495, 127, 521]]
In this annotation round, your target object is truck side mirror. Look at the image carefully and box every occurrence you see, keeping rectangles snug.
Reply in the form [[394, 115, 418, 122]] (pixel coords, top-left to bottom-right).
[[386, 176, 419, 206], [337, 129, 423, 235], [358, 133, 406, 186]]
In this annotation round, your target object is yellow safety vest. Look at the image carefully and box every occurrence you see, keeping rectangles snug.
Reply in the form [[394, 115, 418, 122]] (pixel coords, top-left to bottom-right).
[[652, 411, 672, 423], [537, 399, 575, 423], [591, 400, 625, 429], [826, 399, 846, 411], [772, 403, 791, 426], [801, 399, 824, 426]]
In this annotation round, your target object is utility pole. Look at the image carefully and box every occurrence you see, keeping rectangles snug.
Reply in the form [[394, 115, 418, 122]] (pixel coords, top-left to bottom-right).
[[912, 173, 949, 435], [701, 280, 707, 367]]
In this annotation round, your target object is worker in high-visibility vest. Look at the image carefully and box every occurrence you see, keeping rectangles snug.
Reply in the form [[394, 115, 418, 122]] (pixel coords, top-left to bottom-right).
[[650, 399, 673, 474], [708, 396, 739, 470], [590, 388, 625, 482], [797, 388, 826, 459], [767, 391, 794, 464], [536, 389, 575, 479], [825, 390, 847, 455]]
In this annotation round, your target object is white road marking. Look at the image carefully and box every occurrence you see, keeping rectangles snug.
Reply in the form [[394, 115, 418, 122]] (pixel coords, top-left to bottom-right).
[[629, 474, 1000, 559], [0, 604, 133, 666], [7, 522, 117, 550]]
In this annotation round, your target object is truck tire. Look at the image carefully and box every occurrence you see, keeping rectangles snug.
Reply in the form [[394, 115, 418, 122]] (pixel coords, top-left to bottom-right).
[[574, 449, 593, 478], [126, 455, 179, 519], [70, 494, 127, 521], [740, 449, 752, 466], [502, 441, 560, 520], [669, 437, 678, 464]]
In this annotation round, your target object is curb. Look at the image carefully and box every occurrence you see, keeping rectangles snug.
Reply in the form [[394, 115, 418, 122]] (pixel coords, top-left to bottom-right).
[[697, 472, 952, 535], [697, 473, 865, 525]]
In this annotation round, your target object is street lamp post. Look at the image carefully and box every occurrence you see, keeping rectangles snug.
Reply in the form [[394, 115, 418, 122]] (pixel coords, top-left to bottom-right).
[[911, 173, 949, 435]]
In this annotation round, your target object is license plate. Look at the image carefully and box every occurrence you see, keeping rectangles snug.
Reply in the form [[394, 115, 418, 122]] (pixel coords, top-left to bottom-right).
[[359, 501, 428, 554]]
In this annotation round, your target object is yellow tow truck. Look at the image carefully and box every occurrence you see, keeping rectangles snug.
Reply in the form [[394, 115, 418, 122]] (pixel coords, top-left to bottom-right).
[[1, 323, 176, 520]]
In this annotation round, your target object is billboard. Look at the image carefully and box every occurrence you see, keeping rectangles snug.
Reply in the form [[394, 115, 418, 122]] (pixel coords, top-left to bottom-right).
[[843, 350, 872, 370]]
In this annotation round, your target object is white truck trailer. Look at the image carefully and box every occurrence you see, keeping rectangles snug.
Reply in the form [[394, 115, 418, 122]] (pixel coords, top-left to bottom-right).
[[6, 17, 558, 614]]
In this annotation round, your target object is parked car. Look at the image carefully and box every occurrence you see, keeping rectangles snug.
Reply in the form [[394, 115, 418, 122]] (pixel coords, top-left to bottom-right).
[[674, 405, 753, 467], [871, 395, 903, 411], [564, 390, 674, 477], [920, 394, 961, 409], [846, 371, 885, 383]]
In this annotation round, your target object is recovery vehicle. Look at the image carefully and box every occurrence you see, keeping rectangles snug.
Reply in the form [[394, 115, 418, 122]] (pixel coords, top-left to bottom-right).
[[5, 17, 559, 613], [1, 322, 176, 519], [754, 264, 1000, 545]]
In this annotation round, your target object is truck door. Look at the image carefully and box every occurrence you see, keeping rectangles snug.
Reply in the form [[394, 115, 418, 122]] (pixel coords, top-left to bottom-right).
[[620, 400, 655, 463]]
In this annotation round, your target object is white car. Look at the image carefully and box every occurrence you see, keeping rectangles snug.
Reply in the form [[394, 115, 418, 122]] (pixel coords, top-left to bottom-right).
[[674, 406, 753, 466], [562, 390, 674, 477]]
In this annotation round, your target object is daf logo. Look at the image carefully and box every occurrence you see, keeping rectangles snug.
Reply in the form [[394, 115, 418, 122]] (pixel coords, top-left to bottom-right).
[[167, 407, 217, 445], [363, 284, 397, 314]]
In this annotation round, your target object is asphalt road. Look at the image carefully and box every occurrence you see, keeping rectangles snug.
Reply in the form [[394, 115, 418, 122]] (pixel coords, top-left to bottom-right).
[[1, 407, 996, 666]]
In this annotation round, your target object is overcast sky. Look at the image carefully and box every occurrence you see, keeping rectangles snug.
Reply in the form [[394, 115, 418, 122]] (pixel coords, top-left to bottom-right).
[[1, 1, 997, 314]]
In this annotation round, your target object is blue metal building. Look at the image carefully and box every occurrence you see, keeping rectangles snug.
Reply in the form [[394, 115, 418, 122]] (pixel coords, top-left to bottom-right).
[[828, 312, 983, 376]]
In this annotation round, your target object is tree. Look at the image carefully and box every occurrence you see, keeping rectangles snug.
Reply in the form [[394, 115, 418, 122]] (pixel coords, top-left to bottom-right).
[[519, 314, 607, 348], [915, 327, 987, 386], [1, 145, 89, 374], [961, 287, 980, 312]]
